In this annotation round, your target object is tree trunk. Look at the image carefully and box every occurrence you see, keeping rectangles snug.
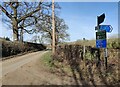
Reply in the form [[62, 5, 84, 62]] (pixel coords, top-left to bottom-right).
[[12, 7, 18, 41], [12, 18, 18, 41], [20, 28, 23, 42], [55, 33, 58, 46]]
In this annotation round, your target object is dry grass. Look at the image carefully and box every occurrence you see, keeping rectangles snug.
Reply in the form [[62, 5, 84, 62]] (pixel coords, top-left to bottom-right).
[[64, 38, 119, 49]]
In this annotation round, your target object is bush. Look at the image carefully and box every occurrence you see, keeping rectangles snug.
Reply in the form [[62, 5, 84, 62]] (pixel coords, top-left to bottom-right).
[[108, 41, 120, 49], [1, 40, 46, 57]]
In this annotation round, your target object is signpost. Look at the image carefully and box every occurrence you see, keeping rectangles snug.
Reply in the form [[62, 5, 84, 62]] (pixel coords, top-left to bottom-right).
[[95, 13, 113, 69], [96, 30, 107, 48], [99, 25, 113, 32], [95, 25, 113, 32], [96, 30, 106, 40], [96, 39, 107, 48], [98, 13, 105, 25]]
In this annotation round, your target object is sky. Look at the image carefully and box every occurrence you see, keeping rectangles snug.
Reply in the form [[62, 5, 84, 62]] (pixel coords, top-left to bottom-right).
[[58, 2, 118, 41], [0, 1, 119, 42], [1, 0, 119, 2]]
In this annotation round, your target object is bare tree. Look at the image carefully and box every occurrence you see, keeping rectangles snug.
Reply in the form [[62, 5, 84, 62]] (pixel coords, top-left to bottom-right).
[[35, 15, 70, 45], [0, 0, 52, 41]]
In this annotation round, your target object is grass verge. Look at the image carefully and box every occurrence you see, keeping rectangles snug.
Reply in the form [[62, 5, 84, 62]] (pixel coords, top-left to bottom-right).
[[41, 51, 54, 68]]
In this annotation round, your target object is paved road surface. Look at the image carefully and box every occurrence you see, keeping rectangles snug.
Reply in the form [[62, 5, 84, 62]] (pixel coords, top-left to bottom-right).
[[0, 51, 48, 85], [0, 50, 79, 85]]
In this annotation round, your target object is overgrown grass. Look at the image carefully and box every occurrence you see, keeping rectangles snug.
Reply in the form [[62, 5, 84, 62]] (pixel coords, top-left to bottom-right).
[[41, 51, 53, 68], [41, 51, 72, 74]]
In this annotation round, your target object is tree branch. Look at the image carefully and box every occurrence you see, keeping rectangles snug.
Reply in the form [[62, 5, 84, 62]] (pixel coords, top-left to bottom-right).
[[0, 5, 12, 19], [18, 6, 41, 23], [23, 28, 35, 34], [9, 2, 15, 10]]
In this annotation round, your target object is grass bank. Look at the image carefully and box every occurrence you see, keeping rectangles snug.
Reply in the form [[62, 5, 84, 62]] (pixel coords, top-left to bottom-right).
[[41, 51, 53, 68], [40, 51, 71, 74]]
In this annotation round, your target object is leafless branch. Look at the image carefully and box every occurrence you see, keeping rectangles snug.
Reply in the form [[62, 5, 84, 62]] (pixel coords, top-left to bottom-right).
[[0, 5, 12, 19]]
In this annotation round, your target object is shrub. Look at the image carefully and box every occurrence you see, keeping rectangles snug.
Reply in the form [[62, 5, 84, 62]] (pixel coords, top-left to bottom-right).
[[1, 40, 46, 57]]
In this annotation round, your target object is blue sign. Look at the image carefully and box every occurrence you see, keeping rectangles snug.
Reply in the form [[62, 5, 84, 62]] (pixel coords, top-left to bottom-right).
[[96, 39, 107, 48], [99, 25, 113, 32]]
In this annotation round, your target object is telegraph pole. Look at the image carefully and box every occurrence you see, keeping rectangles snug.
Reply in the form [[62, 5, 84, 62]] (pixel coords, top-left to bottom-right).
[[52, 0, 55, 55]]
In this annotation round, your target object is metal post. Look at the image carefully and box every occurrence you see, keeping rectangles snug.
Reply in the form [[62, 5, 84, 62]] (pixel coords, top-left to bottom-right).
[[83, 45, 85, 56], [83, 38, 86, 57], [104, 48, 107, 69], [52, 0, 55, 55]]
